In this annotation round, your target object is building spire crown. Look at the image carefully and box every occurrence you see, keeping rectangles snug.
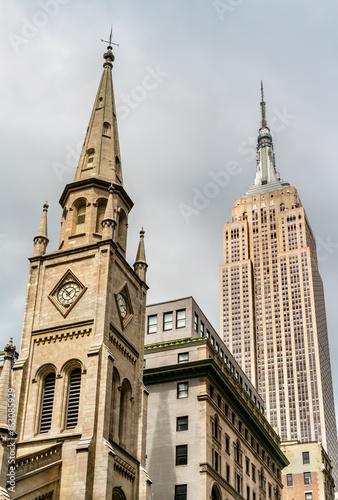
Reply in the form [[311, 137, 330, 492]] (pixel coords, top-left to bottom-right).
[[245, 83, 288, 195]]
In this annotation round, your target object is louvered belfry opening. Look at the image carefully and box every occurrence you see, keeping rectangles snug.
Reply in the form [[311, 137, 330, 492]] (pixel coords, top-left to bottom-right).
[[39, 372, 56, 433], [66, 368, 81, 429]]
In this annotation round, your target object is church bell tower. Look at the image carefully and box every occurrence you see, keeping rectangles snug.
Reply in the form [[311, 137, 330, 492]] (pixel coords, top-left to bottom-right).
[[11, 41, 151, 500]]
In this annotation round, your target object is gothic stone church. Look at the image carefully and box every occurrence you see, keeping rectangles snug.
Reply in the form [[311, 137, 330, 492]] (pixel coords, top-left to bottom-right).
[[0, 44, 151, 500]]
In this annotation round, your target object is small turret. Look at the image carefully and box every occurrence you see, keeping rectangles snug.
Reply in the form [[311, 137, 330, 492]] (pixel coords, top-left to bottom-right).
[[134, 228, 148, 282], [101, 184, 116, 240], [33, 202, 49, 257]]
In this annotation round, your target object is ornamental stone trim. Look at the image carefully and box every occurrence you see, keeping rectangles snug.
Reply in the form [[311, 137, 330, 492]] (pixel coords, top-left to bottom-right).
[[114, 455, 136, 482]]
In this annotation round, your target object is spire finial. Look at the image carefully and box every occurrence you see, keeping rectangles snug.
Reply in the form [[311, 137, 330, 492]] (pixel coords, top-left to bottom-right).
[[33, 201, 49, 257], [134, 228, 147, 282], [260, 80, 267, 129]]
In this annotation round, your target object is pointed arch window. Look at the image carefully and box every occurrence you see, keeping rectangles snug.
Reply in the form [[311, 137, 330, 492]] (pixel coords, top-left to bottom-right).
[[96, 199, 107, 233], [66, 368, 81, 429], [39, 372, 56, 433], [103, 122, 111, 136], [75, 204, 86, 234]]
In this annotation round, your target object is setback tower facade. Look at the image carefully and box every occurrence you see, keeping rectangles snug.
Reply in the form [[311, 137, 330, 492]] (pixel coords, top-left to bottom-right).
[[220, 84, 338, 486]]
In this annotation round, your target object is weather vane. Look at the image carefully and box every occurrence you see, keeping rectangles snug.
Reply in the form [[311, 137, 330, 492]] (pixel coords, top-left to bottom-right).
[[101, 26, 119, 48]]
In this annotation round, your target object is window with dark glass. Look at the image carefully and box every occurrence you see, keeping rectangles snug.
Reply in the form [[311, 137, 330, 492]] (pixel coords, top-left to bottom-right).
[[200, 321, 205, 336], [194, 312, 198, 332], [176, 445, 188, 465], [303, 451, 310, 464], [147, 314, 157, 334], [226, 464, 230, 482], [304, 472, 311, 485], [175, 485, 187, 500], [177, 416, 188, 431], [176, 309, 186, 329]]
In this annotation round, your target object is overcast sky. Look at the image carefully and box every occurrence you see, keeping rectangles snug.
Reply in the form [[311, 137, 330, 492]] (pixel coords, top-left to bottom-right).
[[2, 0, 338, 414]]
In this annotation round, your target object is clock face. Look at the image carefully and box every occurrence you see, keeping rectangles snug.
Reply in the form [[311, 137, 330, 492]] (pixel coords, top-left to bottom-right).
[[57, 282, 81, 305], [117, 293, 127, 318]]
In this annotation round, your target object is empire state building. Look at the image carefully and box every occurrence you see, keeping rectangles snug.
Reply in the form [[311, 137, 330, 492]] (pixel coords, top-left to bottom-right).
[[220, 84, 338, 484]]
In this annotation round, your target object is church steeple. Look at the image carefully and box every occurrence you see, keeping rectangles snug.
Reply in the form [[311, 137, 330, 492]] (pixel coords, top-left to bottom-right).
[[58, 41, 134, 253], [73, 43, 122, 184], [246, 83, 289, 196]]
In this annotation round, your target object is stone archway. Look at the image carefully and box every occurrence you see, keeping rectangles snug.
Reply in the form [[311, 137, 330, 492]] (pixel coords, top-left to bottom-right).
[[112, 487, 127, 500], [211, 483, 222, 500]]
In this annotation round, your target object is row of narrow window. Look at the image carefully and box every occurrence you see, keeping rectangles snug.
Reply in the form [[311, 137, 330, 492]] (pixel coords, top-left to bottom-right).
[[40, 368, 81, 433]]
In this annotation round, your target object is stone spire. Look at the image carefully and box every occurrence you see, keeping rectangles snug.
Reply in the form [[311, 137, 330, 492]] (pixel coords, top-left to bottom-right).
[[101, 184, 116, 240], [33, 202, 49, 257], [134, 228, 147, 281], [246, 83, 289, 196], [73, 42, 122, 185]]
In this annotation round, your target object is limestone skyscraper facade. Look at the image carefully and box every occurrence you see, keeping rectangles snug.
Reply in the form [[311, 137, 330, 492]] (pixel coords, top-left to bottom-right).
[[220, 84, 338, 486]]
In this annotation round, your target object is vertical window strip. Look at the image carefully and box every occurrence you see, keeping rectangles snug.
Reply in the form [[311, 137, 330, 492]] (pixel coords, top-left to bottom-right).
[[76, 205, 86, 234], [39, 373, 56, 433], [66, 368, 81, 429]]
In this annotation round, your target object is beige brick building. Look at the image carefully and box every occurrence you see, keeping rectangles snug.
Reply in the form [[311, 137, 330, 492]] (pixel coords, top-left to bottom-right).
[[0, 43, 150, 499], [144, 297, 289, 499], [220, 85, 338, 495]]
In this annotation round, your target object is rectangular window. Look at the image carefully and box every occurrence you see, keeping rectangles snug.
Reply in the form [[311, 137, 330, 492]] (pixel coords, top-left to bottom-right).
[[226, 464, 230, 482], [305, 494, 312, 500], [194, 312, 198, 332], [225, 435, 230, 453], [287, 474, 293, 486], [147, 314, 157, 334], [200, 321, 205, 336], [163, 312, 173, 331], [246, 486, 250, 500], [253, 493, 256, 500], [178, 352, 189, 363], [304, 472, 311, 485], [176, 309, 186, 329], [177, 416, 188, 431], [246, 457, 250, 474], [175, 485, 187, 500], [303, 451, 310, 464], [252, 464, 256, 482], [177, 382, 188, 399], [268, 483, 272, 498], [176, 445, 188, 465]]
